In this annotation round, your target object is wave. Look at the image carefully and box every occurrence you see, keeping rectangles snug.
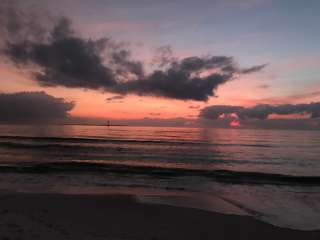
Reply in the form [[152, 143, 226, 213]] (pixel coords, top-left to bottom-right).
[[0, 161, 319, 186], [0, 135, 274, 148]]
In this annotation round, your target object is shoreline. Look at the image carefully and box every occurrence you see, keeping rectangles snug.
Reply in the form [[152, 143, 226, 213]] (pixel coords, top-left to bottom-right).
[[0, 192, 319, 240]]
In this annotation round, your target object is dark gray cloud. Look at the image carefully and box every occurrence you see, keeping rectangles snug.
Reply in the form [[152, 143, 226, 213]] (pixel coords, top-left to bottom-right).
[[200, 103, 320, 120], [105, 95, 125, 103], [0, 91, 74, 123], [241, 64, 268, 74], [112, 66, 231, 101], [110, 49, 144, 80], [151, 45, 177, 68], [1, 1, 266, 101], [200, 105, 244, 119], [112, 56, 266, 101], [0, 0, 47, 47], [189, 105, 201, 109], [4, 16, 117, 90]]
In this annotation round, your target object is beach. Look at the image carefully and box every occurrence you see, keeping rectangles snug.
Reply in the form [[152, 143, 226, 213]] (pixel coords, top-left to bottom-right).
[[0, 192, 319, 240]]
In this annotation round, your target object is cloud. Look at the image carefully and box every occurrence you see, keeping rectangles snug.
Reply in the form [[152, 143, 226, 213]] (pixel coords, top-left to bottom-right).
[[258, 84, 270, 89], [282, 91, 320, 102], [200, 105, 244, 119], [105, 95, 125, 103], [151, 45, 177, 68], [239, 90, 320, 106], [4, 16, 117, 90], [0, 91, 74, 123], [111, 49, 144, 79], [0, 1, 266, 101], [199, 102, 320, 120], [149, 112, 161, 116], [112, 56, 266, 101], [241, 64, 268, 74], [189, 105, 201, 109]]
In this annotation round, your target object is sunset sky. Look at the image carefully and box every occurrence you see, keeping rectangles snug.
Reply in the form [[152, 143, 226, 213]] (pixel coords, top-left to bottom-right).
[[0, 0, 320, 127]]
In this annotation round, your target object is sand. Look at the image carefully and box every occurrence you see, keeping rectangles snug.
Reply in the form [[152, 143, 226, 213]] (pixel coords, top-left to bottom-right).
[[0, 192, 319, 240]]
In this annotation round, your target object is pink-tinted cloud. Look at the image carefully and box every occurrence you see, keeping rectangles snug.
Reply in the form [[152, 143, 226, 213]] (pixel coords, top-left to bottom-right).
[[240, 90, 320, 106]]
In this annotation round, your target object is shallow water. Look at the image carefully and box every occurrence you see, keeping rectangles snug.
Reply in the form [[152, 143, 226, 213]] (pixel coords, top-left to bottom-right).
[[0, 124, 319, 230]]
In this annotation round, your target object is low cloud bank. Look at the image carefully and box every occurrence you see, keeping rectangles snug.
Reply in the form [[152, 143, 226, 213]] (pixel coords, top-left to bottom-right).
[[0, 91, 74, 123], [200, 103, 320, 120]]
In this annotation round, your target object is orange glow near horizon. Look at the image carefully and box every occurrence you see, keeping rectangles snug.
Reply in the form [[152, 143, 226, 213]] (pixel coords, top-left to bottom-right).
[[268, 113, 311, 119], [230, 120, 241, 127], [1, 62, 319, 121]]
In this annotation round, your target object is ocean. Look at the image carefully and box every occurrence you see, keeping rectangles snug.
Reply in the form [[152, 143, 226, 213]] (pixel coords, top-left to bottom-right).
[[0, 124, 319, 230]]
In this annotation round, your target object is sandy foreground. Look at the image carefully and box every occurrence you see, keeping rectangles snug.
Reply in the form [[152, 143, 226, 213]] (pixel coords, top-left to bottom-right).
[[0, 192, 319, 240]]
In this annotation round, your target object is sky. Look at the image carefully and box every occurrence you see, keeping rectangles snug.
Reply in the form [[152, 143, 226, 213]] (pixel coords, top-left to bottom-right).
[[0, 0, 320, 128]]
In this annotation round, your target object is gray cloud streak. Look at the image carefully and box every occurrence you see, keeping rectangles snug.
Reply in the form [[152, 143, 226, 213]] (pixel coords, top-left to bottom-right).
[[105, 95, 125, 103]]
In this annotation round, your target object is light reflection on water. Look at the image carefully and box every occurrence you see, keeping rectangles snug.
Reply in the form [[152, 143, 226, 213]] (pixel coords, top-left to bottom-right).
[[0, 124, 320, 230], [0, 124, 320, 175]]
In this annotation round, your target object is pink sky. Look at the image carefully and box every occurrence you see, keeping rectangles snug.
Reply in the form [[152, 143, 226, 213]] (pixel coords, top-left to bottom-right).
[[1, 0, 320, 124]]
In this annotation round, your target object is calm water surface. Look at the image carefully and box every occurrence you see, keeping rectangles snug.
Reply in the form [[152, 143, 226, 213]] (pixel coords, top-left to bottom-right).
[[0, 124, 319, 230]]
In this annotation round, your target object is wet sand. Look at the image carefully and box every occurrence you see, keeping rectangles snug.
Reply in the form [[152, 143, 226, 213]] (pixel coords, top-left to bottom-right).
[[0, 192, 319, 240]]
